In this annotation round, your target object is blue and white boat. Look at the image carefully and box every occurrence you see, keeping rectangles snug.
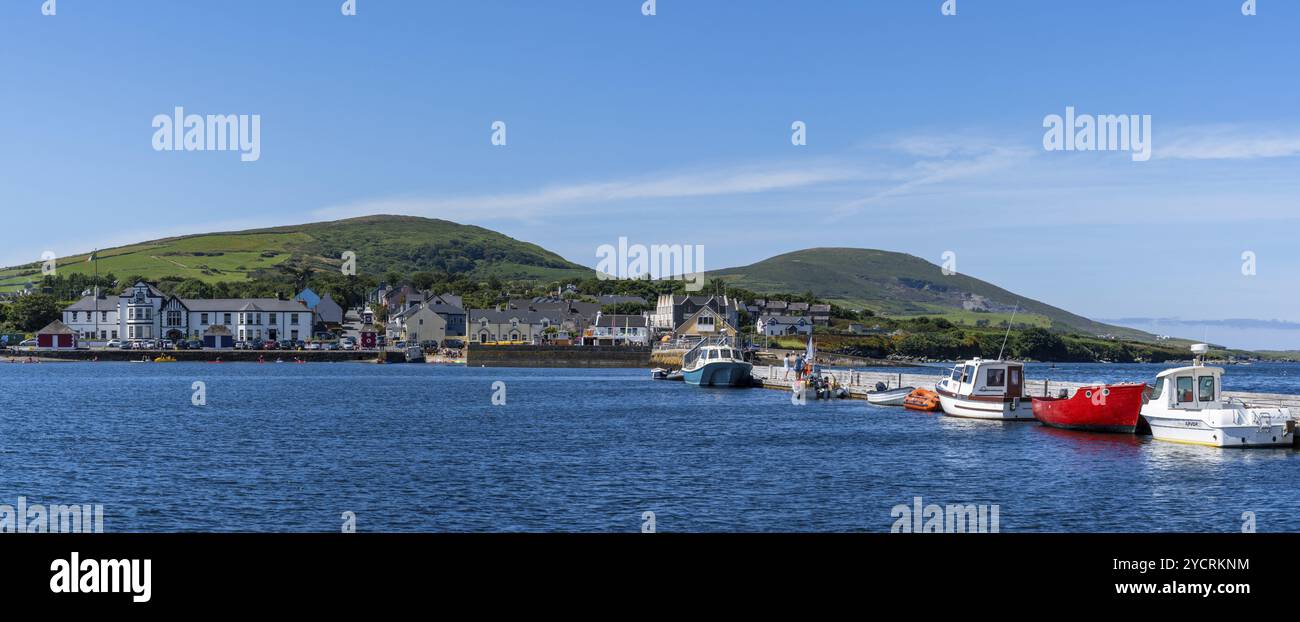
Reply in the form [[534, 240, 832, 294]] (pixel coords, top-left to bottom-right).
[[681, 338, 752, 387]]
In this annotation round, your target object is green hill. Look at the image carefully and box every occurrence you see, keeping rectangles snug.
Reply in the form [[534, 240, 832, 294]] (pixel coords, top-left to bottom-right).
[[709, 247, 1154, 340], [0, 215, 591, 290]]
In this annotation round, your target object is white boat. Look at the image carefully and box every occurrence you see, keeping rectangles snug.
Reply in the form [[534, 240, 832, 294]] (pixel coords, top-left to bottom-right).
[[681, 337, 752, 387], [935, 358, 1031, 420], [1140, 344, 1295, 447], [866, 384, 914, 406]]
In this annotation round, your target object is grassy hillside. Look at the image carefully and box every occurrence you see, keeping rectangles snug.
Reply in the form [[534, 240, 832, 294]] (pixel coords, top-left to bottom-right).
[[709, 247, 1153, 340], [0, 215, 591, 291]]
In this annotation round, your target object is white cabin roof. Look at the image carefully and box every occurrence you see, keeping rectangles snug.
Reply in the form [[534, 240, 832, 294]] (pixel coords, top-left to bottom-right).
[[1155, 365, 1223, 380]]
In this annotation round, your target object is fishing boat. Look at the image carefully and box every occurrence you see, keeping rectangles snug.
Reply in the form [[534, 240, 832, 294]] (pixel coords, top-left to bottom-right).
[[1031, 383, 1147, 433], [680, 337, 752, 387], [902, 388, 941, 412], [866, 383, 915, 407], [1140, 344, 1295, 447], [935, 358, 1031, 420], [651, 368, 669, 380]]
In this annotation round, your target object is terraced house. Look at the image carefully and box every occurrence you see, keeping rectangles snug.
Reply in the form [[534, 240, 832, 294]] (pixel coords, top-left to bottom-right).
[[469, 309, 573, 344]]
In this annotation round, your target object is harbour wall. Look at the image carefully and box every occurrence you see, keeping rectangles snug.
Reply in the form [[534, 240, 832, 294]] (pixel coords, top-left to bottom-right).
[[6, 349, 407, 363], [467, 344, 652, 368]]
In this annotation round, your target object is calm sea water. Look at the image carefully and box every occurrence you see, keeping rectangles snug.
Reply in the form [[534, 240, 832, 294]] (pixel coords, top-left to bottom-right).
[[1, 361, 1298, 532]]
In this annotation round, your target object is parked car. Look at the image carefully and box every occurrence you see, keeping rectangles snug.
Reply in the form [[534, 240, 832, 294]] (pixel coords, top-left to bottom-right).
[[339, 342, 355, 351], [262, 340, 278, 350], [306, 342, 321, 351], [324, 342, 340, 351], [234, 341, 251, 350], [160, 339, 174, 350], [444, 339, 465, 349], [105, 339, 123, 348], [280, 340, 297, 350], [18, 338, 38, 348]]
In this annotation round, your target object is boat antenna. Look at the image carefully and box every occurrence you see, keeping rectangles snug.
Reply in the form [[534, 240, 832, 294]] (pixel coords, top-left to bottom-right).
[[996, 303, 1019, 362]]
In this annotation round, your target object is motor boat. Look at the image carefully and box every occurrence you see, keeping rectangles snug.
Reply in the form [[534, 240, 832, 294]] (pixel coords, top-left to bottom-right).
[[1032, 383, 1147, 433], [935, 358, 1031, 420], [680, 337, 752, 387], [1140, 344, 1295, 447], [866, 382, 914, 407]]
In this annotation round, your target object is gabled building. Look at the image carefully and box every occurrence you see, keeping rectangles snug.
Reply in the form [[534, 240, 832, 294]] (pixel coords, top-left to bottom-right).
[[108, 281, 313, 343], [651, 294, 740, 331], [424, 293, 467, 337], [757, 315, 813, 337], [37, 320, 77, 350], [295, 288, 345, 329], [672, 305, 739, 340], [809, 304, 831, 325], [397, 304, 448, 345]]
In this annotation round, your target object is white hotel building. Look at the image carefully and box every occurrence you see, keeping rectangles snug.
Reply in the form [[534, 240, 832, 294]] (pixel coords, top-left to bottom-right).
[[64, 281, 314, 343]]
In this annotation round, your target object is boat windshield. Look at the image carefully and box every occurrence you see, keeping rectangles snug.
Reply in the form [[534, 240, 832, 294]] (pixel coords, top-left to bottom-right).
[[707, 349, 719, 359], [950, 366, 962, 381], [962, 365, 974, 383]]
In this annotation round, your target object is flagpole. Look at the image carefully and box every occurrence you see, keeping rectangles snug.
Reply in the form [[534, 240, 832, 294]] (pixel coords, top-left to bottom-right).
[[92, 249, 99, 343]]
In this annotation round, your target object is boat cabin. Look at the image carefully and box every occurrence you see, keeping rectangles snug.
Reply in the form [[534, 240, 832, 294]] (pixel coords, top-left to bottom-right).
[[939, 358, 1024, 399], [1149, 365, 1224, 411]]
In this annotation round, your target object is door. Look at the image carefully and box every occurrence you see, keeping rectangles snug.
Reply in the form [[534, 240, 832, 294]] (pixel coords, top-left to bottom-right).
[[1007, 365, 1023, 398]]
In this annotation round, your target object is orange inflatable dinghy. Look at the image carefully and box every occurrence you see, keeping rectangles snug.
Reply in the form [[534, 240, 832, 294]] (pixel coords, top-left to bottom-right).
[[902, 388, 942, 412]]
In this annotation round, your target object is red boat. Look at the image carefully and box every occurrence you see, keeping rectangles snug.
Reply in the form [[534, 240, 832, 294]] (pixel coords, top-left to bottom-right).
[[1031, 383, 1147, 433]]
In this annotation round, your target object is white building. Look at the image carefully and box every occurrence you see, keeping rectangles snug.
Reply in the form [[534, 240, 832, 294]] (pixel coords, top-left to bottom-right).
[[113, 281, 314, 343], [63, 295, 121, 341], [756, 314, 814, 337], [584, 313, 649, 346]]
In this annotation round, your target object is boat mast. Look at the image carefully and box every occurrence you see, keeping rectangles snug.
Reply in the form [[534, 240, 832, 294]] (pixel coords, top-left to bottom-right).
[[996, 303, 1018, 362]]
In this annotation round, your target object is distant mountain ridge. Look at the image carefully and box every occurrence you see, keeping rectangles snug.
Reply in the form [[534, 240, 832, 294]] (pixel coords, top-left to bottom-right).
[[708, 247, 1154, 340]]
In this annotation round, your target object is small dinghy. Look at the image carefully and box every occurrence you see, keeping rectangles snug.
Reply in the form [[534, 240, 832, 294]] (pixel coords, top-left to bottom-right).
[[651, 368, 669, 380], [866, 382, 915, 407], [903, 388, 942, 412]]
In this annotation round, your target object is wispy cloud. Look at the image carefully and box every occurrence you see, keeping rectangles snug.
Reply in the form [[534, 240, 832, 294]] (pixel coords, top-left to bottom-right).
[[315, 162, 874, 222], [1159, 125, 1300, 160]]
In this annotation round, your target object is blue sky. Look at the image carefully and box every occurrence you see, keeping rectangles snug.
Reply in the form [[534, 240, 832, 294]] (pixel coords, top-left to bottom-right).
[[3, 1, 1300, 343]]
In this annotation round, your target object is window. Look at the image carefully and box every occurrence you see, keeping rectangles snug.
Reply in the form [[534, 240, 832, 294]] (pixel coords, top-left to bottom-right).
[[167, 310, 182, 326], [71, 312, 79, 322], [950, 367, 962, 381], [290, 330, 299, 340], [962, 365, 974, 383], [1198, 376, 1216, 403], [1176, 376, 1195, 404], [270, 314, 277, 325], [201, 313, 209, 325], [224, 313, 232, 325], [986, 368, 1006, 387], [101, 311, 108, 322], [1152, 378, 1165, 402], [290, 314, 299, 325], [698, 314, 715, 326]]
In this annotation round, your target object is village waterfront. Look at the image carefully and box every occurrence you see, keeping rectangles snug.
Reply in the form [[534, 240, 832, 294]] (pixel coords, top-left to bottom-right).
[[2, 361, 1298, 532]]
